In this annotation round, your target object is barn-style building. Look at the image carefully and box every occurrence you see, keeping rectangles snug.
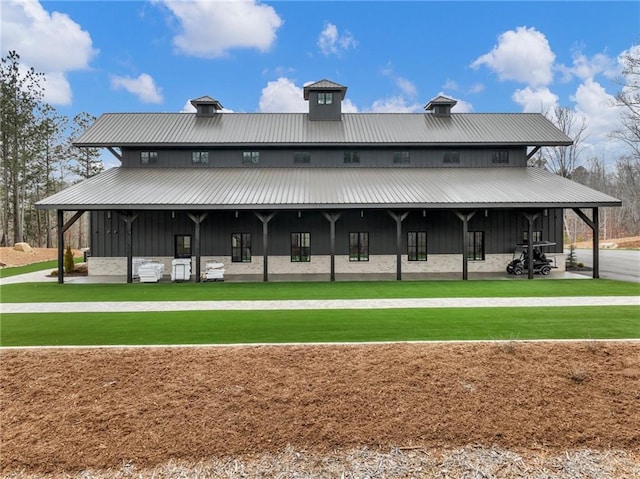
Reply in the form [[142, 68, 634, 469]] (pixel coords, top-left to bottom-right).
[[37, 80, 620, 283]]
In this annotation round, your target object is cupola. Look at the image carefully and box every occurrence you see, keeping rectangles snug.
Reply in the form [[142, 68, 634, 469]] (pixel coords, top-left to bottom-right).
[[303, 79, 347, 121], [424, 95, 457, 117], [190, 95, 224, 117]]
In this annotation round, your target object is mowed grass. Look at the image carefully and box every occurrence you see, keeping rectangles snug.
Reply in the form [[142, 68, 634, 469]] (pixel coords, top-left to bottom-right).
[[1, 279, 639, 303], [1, 306, 638, 347]]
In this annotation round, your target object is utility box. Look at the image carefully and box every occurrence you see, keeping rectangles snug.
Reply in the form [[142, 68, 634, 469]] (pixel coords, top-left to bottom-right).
[[171, 258, 192, 282]]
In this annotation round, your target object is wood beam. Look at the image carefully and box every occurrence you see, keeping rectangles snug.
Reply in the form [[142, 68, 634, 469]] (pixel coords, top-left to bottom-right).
[[119, 212, 138, 283], [254, 212, 276, 282], [188, 212, 208, 282], [322, 212, 342, 281], [107, 147, 122, 161], [455, 210, 476, 280], [572, 207, 600, 278], [61, 210, 85, 233], [387, 211, 409, 280], [526, 146, 541, 160], [523, 212, 540, 280], [57, 210, 64, 284]]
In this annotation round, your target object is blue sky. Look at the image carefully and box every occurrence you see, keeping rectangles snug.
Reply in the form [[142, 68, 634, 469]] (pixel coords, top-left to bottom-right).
[[2, 0, 639, 164]]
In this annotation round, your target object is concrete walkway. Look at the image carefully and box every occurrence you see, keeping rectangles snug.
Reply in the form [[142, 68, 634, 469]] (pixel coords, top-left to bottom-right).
[[2, 296, 639, 314]]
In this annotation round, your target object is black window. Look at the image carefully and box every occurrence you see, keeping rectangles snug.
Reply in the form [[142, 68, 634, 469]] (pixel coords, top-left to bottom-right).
[[242, 151, 260, 165], [291, 232, 311, 262], [294, 152, 310, 164], [349, 232, 369, 261], [344, 151, 360, 164], [523, 230, 542, 242], [318, 92, 333, 105], [408, 231, 427, 261], [443, 151, 460, 164], [175, 235, 191, 259], [140, 151, 158, 165], [231, 233, 252, 262], [492, 151, 509, 164], [393, 151, 410, 164], [467, 231, 485, 261], [192, 151, 209, 164]]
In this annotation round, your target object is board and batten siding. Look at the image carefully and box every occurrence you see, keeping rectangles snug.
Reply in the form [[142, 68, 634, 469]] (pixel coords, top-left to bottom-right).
[[120, 147, 528, 169], [89, 208, 563, 259]]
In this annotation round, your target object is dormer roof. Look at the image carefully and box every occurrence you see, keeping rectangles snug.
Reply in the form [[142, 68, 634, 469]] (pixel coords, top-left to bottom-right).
[[303, 79, 347, 100], [424, 95, 457, 111], [190, 96, 224, 110]]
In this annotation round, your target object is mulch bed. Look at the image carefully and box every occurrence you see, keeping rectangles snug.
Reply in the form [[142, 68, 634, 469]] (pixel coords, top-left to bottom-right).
[[1, 342, 639, 476]]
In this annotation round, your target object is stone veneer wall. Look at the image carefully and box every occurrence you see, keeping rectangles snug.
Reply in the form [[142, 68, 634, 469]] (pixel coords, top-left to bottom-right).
[[88, 253, 565, 277]]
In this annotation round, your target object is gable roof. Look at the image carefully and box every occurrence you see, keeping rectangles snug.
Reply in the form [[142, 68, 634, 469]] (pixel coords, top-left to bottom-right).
[[74, 112, 573, 148], [425, 95, 457, 111], [36, 166, 620, 211], [303, 79, 348, 100]]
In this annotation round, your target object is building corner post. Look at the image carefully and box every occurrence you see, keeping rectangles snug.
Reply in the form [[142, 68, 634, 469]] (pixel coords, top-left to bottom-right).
[[255, 212, 276, 282], [57, 209, 64, 284], [323, 212, 342, 282], [593, 208, 599, 279], [388, 211, 409, 280], [455, 211, 475, 280]]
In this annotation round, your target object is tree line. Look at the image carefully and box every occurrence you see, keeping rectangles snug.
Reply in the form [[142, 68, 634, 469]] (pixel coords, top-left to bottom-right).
[[1, 48, 638, 250], [0, 51, 102, 248]]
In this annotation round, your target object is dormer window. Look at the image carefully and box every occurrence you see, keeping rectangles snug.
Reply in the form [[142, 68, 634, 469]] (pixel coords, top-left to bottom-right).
[[318, 92, 333, 105]]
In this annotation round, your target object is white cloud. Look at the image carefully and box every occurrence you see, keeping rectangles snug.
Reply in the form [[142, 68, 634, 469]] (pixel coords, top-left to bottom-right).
[[512, 87, 559, 113], [572, 78, 622, 144], [468, 83, 485, 94], [258, 78, 307, 113], [317, 22, 357, 56], [1, 0, 96, 105], [158, 0, 282, 58], [395, 76, 417, 98], [342, 99, 359, 113], [367, 96, 421, 113], [111, 73, 163, 104], [471, 26, 555, 87]]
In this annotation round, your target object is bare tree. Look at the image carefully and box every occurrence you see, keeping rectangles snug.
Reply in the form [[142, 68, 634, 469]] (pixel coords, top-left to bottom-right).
[[539, 106, 589, 178], [612, 44, 640, 161]]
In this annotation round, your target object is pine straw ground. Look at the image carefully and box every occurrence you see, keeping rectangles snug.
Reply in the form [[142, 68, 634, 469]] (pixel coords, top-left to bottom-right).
[[1, 342, 639, 478]]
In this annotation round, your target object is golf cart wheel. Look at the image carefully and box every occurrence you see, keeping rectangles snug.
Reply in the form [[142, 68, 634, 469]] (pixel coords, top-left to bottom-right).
[[506, 265, 514, 274], [540, 265, 551, 275], [513, 266, 523, 275]]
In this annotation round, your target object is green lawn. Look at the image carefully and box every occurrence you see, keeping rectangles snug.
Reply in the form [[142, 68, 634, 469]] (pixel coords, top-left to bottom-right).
[[1, 306, 638, 347], [1, 279, 639, 303]]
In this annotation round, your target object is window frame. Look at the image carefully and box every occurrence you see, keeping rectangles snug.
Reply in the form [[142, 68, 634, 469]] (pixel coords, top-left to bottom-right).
[[407, 231, 428, 261], [231, 233, 252, 263], [291, 232, 311, 262], [294, 152, 311, 164], [393, 151, 410, 164], [140, 151, 158, 165], [318, 92, 333, 105], [344, 151, 360, 164], [466, 231, 485, 261], [191, 151, 209, 164], [242, 151, 260, 165], [349, 232, 369, 262], [174, 234, 192, 259], [492, 151, 509, 164], [443, 151, 460, 164]]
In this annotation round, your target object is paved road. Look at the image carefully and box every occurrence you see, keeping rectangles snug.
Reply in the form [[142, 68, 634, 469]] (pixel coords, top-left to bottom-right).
[[569, 249, 640, 283]]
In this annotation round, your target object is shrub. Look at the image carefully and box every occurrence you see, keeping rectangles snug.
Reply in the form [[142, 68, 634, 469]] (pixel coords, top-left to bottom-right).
[[64, 245, 75, 275], [577, 262, 584, 268]]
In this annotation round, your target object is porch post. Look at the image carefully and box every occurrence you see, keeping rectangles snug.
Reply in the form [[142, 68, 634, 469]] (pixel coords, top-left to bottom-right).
[[455, 211, 475, 280], [188, 213, 208, 282], [255, 212, 276, 282], [323, 212, 342, 281], [120, 212, 138, 283], [523, 212, 540, 280], [572, 207, 600, 279], [57, 209, 64, 284], [387, 211, 409, 280]]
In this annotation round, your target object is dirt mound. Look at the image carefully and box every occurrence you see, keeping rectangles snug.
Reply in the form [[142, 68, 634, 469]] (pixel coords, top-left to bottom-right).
[[572, 236, 640, 249], [0, 247, 82, 268], [1, 342, 638, 475]]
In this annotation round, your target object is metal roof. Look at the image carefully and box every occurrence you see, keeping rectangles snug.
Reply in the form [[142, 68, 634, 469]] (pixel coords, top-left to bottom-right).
[[303, 79, 348, 100], [74, 112, 573, 147], [36, 167, 621, 210]]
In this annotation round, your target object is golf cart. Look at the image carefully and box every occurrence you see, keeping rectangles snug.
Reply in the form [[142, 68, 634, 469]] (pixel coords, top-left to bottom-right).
[[506, 241, 557, 276]]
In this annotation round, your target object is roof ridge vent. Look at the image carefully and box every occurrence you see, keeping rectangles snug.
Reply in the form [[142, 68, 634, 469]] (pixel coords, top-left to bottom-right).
[[425, 95, 457, 117], [190, 95, 224, 117]]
